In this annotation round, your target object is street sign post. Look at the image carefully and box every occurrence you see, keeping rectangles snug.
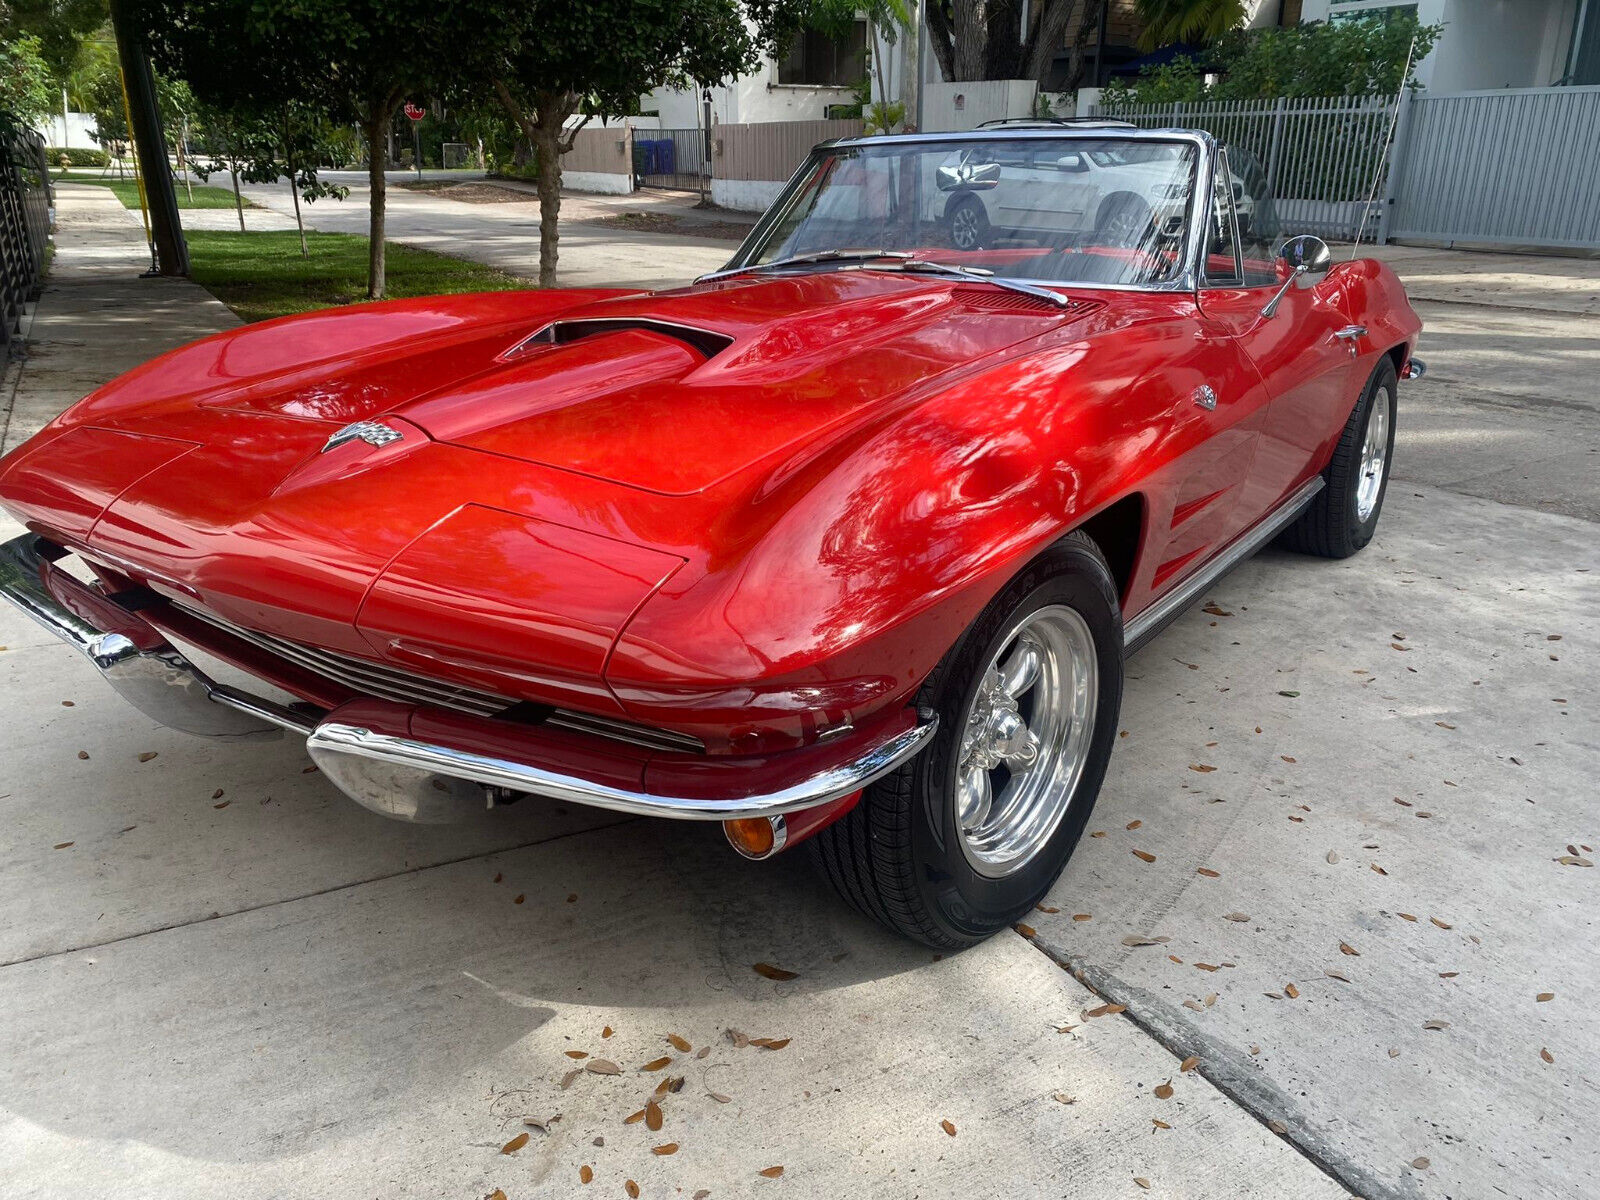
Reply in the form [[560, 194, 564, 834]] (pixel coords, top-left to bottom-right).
[[404, 103, 425, 182]]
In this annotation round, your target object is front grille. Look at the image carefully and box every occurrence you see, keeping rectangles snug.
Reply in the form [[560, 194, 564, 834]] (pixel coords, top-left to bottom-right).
[[175, 604, 704, 754]]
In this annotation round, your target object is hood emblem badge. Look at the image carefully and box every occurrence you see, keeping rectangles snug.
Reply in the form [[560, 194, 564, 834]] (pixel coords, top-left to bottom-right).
[[1193, 385, 1218, 411], [323, 420, 404, 453]]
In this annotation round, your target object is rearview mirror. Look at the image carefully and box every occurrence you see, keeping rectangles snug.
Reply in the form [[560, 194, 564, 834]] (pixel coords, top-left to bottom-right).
[[936, 160, 1002, 193], [1280, 234, 1331, 288]]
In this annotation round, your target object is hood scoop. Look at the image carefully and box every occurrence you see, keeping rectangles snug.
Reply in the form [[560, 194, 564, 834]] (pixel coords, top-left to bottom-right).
[[508, 317, 734, 361]]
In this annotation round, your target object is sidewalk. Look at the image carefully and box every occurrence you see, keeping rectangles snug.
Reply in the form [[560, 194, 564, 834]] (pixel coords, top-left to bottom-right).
[[0, 184, 239, 457]]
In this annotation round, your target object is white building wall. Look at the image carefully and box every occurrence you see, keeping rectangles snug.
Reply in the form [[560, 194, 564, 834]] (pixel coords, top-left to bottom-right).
[[33, 110, 97, 149], [1297, 0, 1579, 91], [647, 55, 856, 128]]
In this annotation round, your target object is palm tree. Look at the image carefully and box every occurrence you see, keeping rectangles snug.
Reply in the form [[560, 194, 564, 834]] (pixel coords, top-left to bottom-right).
[[1135, 0, 1248, 50]]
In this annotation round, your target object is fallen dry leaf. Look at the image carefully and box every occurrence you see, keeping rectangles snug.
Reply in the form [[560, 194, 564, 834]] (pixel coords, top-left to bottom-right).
[[500, 1132, 528, 1155], [1090, 830, 1107, 837], [1072, 913, 1092, 922], [1132, 849, 1156, 863], [708, 1091, 732, 1104], [52, 841, 73, 850], [1268, 1119, 1287, 1134], [76, 750, 89, 760], [138, 752, 158, 763], [579, 1165, 593, 1184], [1015, 922, 1037, 937], [1423, 1019, 1449, 1031], [1224, 912, 1250, 923], [492, 872, 503, 883], [1537, 992, 1555, 1002], [1431, 917, 1452, 930], [1284, 983, 1300, 999], [695, 1046, 711, 1059], [1189, 764, 1217, 774], [750, 1037, 791, 1050], [655, 1075, 684, 1096], [1052, 1092, 1076, 1104], [1086, 1003, 1127, 1018], [726, 1028, 750, 1048], [652, 1142, 678, 1155], [667, 1033, 692, 1053], [624, 1110, 645, 1125], [565, 1050, 588, 1060], [940, 1118, 957, 1137], [602, 1025, 613, 1038], [1398, 912, 1418, 922], [1196, 866, 1221, 879], [645, 1099, 663, 1131], [1411, 1157, 1430, 1170], [488, 1190, 506, 1200], [1556, 855, 1594, 867], [1154, 1081, 1173, 1099], [1122, 934, 1168, 947], [1388, 1048, 1400, 1058], [1179, 1056, 1199, 1073], [753, 962, 798, 981], [523, 1115, 556, 1132], [1371, 864, 1388, 876], [641, 1056, 672, 1072], [513, 894, 526, 905], [560, 1068, 582, 1089], [1340, 942, 1360, 956], [1134, 1177, 1151, 1189], [759, 1166, 784, 1178], [1037, 904, 1060, 913], [1195, 962, 1220, 972], [1326, 970, 1349, 983], [694, 1192, 710, 1200], [1183, 999, 1204, 1011], [1540, 1047, 1554, 1064], [1126, 819, 1143, 830], [586, 1059, 621, 1075], [1326, 850, 1340, 864], [626, 1182, 640, 1198]]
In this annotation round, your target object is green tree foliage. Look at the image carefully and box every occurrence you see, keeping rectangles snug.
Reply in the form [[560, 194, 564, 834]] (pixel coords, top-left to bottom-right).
[[0, 0, 106, 78], [1134, 0, 1246, 51], [457, 0, 760, 287], [133, 0, 448, 298], [0, 31, 54, 121], [1104, 13, 1442, 104]]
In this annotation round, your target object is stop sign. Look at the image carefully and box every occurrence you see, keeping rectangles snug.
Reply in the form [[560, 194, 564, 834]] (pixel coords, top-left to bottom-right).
[[403, 102, 426, 122]]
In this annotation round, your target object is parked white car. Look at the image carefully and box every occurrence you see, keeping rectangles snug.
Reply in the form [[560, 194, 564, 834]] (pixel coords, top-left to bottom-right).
[[937, 124, 1258, 250]]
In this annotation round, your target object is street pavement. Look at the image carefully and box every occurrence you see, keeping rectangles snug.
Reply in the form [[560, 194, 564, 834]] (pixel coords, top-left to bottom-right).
[[0, 183, 1595, 1200]]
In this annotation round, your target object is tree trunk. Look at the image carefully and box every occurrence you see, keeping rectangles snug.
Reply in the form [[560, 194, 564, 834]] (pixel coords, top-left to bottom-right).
[[228, 151, 245, 232], [953, 0, 987, 80], [533, 124, 562, 288], [364, 106, 388, 300], [285, 107, 307, 259]]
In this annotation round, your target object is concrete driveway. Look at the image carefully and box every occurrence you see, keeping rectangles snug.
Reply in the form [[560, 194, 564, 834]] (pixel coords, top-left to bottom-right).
[[0, 185, 1596, 1200]]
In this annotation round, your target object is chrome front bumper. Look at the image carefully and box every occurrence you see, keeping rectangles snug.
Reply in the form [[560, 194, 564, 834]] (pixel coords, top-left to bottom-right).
[[0, 533, 935, 823]]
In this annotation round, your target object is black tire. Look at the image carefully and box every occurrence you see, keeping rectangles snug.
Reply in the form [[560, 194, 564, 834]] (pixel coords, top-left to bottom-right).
[[1094, 192, 1152, 247], [946, 196, 991, 251], [809, 532, 1124, 949], [1278, 356, 1398, 558]]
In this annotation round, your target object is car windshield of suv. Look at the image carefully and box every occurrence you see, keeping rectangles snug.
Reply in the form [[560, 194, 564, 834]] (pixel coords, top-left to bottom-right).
[[742, 136, 1199, 288]]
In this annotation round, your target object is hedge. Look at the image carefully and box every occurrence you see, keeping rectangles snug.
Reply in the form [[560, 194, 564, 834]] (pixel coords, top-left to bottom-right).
[[49, 146, 109, 167]]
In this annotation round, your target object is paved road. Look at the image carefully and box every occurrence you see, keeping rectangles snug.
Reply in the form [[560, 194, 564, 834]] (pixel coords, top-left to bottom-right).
[[0, 184, 1596, 1200]]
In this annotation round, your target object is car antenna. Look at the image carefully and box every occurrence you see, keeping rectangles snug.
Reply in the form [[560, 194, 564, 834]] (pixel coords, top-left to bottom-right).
[[1351, 34, 1418, 260]]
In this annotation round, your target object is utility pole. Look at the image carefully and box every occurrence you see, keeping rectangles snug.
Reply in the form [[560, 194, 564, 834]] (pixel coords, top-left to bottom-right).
[[108, 0, 188, 276]]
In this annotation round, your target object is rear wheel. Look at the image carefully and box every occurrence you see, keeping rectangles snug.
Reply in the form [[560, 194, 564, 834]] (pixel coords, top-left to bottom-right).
[[947, 196, 991, 251], [1279, 356, 1397, 558], [1094, 193, 1152, 247], [810, 533, 1123, 948]]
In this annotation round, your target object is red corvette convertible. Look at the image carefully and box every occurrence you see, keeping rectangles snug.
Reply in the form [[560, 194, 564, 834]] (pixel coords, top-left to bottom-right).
[[0, 123, 1422, 947]]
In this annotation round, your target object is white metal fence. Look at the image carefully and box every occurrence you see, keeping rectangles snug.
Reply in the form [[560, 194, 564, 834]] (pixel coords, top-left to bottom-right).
[[1385, 85, 1600, 251], [1093, 95, 1397, 242]]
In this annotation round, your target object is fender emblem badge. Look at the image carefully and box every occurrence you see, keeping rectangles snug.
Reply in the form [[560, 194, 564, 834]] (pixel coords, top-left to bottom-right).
[[1194, 385, 1218, 411], [323, 420, 404, 453]]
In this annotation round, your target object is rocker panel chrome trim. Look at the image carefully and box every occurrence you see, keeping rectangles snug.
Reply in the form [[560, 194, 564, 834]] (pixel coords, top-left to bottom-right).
[[1123, 476, 1324, 654]]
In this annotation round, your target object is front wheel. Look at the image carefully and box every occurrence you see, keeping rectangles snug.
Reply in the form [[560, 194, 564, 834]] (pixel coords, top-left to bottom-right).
[[810, 532, 1124, 948], [946, 196, 991, 251], [1278, 356, 1397, 558]]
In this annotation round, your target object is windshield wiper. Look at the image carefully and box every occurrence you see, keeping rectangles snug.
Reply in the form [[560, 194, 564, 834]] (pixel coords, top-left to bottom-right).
[[694, 249, 911, 284], [876, 258, 1074, 309]]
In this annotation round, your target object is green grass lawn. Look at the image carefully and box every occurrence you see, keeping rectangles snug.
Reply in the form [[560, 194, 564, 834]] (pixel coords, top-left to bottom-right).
[[186, 230, 525, 323], [66, 175, 253, 210]]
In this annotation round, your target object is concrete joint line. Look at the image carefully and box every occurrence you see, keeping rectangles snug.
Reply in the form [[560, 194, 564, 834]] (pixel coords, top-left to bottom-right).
[[0, 814, 637, 972], [1024, 930, 1419, 1200]]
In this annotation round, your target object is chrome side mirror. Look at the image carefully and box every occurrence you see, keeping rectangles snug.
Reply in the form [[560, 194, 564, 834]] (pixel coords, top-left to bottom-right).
[[1281, 234, 1331, 287], [1261, 234, 1333, 318], [935, 160, 1002, 193]]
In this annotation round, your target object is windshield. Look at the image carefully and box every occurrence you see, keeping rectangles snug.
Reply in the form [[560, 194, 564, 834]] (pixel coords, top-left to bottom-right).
[[741, 136, 1199, 289]]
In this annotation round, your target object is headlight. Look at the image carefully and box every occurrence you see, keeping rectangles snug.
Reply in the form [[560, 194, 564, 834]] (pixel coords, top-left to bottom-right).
[[1154, 183, 1189, 199]]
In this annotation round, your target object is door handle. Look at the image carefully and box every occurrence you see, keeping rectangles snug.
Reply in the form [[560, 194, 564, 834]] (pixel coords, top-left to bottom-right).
[[1333, 325, 1367, 356]]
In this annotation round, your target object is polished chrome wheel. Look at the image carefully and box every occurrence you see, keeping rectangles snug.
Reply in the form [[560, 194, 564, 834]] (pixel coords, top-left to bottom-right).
[[955, 604, 1098, 878], [1355, 379, 1393, 522], [1097, 196, 1150, 247]]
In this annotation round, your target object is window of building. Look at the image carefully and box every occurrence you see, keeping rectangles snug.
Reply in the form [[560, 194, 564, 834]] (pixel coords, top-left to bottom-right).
[[778, 21, 868, 87], [1328, 1, 1420, 23]]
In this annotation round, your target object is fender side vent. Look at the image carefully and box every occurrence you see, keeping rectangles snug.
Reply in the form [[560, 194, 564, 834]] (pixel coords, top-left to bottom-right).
[[508, 317, 734, 360]]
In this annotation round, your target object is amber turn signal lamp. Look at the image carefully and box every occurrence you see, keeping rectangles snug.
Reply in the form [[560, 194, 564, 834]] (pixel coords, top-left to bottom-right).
[[723, 815, 786, 860]]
